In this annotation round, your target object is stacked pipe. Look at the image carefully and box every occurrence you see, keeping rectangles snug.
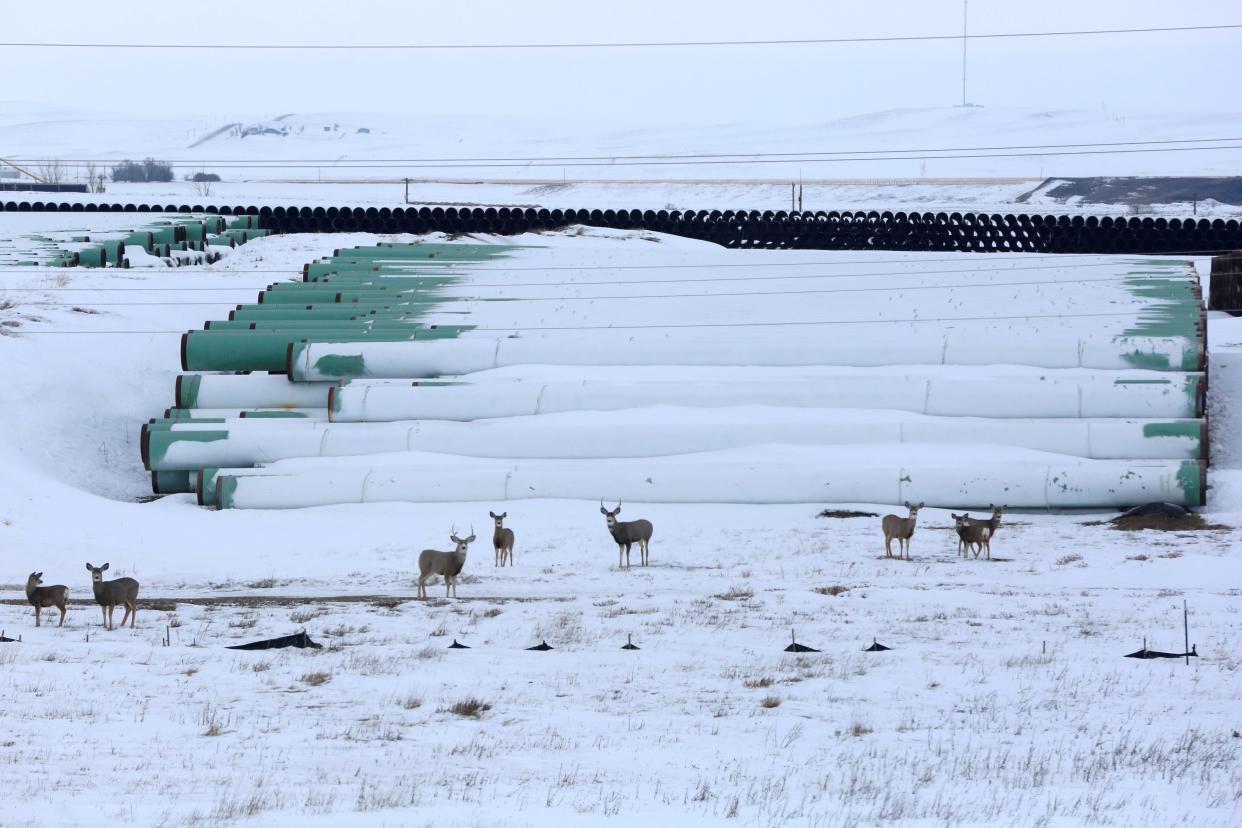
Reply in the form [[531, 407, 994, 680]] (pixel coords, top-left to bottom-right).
[[140, 243, 1208, 509], [2, 200, 1238, 253], [0, 213, 264, 268]]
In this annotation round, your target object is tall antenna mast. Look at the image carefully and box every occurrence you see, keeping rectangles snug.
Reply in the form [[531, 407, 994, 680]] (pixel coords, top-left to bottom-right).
[[961, 0, 968, 106]]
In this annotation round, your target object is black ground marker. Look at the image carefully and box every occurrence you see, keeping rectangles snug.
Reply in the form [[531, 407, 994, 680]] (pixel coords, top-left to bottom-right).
[[527, 640, 554, 651], [0, 630, 19, 643], [621, 634, 639, 650], [863, 638, 892, 652], [1125, 637, 1198, 660], [448, 639, 470, 649], [227, 630, 322, 650], [784, 629, 820, 653]]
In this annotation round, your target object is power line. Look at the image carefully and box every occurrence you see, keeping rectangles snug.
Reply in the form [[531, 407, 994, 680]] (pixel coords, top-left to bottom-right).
[[0, 259, 1198, 291], [1, 23, 1238, 50], [5, 144, 1240, 170], [3, 309, 1172, 335], [12, 136, 1241, 165], [15, 276, 1169, 306]]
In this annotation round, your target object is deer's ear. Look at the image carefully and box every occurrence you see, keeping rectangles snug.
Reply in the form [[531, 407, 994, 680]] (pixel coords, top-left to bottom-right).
[[500, 512, 507, 518], [917, 502, 925, 509], [489, 511, 497, 518], [600, 506, 607, 514], [85, 563, 92, 571], [101, 563, 110, 571]]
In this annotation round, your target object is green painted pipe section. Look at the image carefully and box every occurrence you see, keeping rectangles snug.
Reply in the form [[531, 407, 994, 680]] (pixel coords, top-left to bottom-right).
[[151, 469, 194, 494], [230, 306, 381, 321], [182, 326, 471, 372], [207, 235, 236, 248], [206, 319, 429, 332]]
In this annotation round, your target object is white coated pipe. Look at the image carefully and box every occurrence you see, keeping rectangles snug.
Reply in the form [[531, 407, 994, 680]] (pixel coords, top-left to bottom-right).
[[211, 445, 1202, 509], [148, 408, 1202, 471], [289, 331, 1199, 381], [328, 374, 1201, 422]]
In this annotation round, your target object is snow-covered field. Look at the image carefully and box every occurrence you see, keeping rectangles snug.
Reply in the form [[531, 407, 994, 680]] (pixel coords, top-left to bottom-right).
[[1, 222, 1240, 825], [6, 104, 1242, 215]]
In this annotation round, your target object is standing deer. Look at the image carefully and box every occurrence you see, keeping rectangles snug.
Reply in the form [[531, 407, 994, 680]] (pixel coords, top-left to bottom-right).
[[600, 499, 653, 568], [85, 563, 140, 630], [418, 527, 475, 599], [952, 513, 991, 558], [881, 501, 924, 560], [489, 511, 515, 567], [964, 505, 1004, 560], [25, 572, 68, 628]]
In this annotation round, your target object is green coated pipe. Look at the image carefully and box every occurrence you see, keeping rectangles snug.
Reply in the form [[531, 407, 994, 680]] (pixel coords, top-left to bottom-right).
[[182, 326, 470, 372], [151, 469, 195, 494]]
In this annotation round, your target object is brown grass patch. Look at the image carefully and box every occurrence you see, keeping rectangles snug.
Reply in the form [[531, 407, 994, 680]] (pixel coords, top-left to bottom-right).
[[299, 671, 331, 687], [814, 585, 849, 596], [1109, 512, 1229, 532], [442, 698, 491, 718], [817, 509, 878, 519]]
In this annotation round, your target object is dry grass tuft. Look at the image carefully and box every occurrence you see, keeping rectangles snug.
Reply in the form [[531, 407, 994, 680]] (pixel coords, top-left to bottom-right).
[[1055, 553, 1083, 566], [759, 695, 781, 709], [299, 671, 331, 687], [743, 676, 775, 689], [814, 585, 850, 596], [442, 698, 491, 718], [715, 585, 754, 601]]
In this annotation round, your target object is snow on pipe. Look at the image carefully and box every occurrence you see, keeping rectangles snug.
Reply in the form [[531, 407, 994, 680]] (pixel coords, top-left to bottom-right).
[[288, 331, 1201, 381], [327, 374, 1203, 422], [210, 448, 1205, 509], [142, 411, 1204, 472]]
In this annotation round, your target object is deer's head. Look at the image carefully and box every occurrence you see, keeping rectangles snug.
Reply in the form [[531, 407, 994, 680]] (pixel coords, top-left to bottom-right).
[[950, 513, 967, 529], [989, 504, 1006, 519], [86, 562, 109, 583], [448, 527, 476, 554], [488, 511, 507, 529], [903, 501, 925, 517], [600, 499, 622, 528], [27, 572, 43, 587]]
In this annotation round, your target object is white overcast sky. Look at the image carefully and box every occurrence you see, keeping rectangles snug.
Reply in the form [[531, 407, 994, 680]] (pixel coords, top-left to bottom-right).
[[4, 0, 1239, 127]]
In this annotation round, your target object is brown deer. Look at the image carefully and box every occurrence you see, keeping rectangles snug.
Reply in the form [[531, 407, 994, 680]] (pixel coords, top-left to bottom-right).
[[951, 513, 991, 558], [85, 563, 140, 630], [600, 500, 653, 568], [418, 527, 475, 599], [489, 511, 515, 567], [25, 572, 68, 627], [963, 505, 1004, 560], [881, 501, 924, 560]]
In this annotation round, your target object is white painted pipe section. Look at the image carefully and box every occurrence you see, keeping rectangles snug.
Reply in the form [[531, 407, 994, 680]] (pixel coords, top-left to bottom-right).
[[150, 408, 1202, 471], [178, 374, 334, 409], [212, 445, 1201, 509], [289, 331, 1198, 381], [329, 375, 1201, 422], [171, 408, 328, 421]]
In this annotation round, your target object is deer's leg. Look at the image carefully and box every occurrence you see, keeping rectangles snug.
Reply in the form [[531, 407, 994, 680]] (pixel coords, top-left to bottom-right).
[[58, 604, 66, 627], [417, 575, 426, 599], [34, 606, 41, 627], [884, 536, 891, 558], [617, 544, 624, 568]]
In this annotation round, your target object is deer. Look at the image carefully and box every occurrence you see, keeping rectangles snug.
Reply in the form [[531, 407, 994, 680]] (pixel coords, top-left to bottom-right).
[[963, 505, 1004, 560], [489, 511, 515, 567], [86, 563, 140, 630], [600, 499, 654, 568], [881, 501, 924, 560], [418, 527, 475, 599], [25, 572, 68, 628], [951, 513, 991, 558]]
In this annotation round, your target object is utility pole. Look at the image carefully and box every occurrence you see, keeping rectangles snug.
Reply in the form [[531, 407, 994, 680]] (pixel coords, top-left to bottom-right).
[[961, 0, 969, 107]]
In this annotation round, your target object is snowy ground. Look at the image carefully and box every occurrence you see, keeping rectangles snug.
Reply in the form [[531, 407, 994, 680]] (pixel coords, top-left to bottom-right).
[[6, 104, 1242, 216], [0, 224, 1240, 826]]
